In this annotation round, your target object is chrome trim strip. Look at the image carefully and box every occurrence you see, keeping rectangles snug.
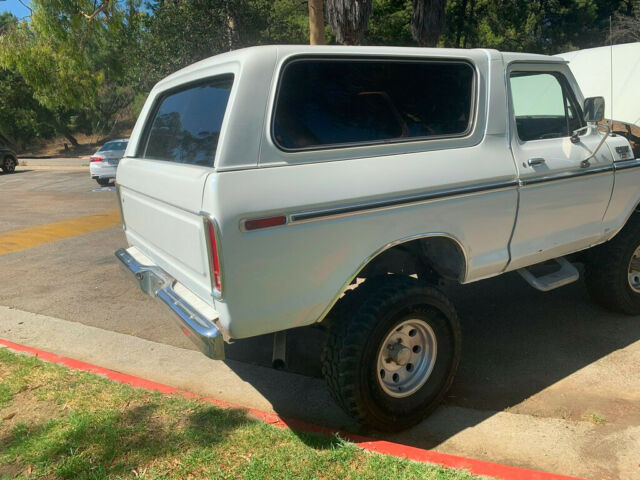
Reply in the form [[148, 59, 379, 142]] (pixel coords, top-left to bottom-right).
[[520, 165, 613, 186], [315, 232, 469, 325], [614, 159, 640, 171], [253, 163, 621, 229], [115, 248, 225, 360], [289, 180, 518, 223], [199, 212, 224, 300]]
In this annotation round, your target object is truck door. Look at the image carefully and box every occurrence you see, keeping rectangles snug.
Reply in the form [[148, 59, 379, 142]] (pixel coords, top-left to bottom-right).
[[506, 65, 614, 270]]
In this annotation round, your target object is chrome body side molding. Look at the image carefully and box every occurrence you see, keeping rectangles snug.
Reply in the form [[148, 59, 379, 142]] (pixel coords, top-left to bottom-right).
[[288, 180, 518, 224], [520, 165, 613, 186], [614, 158, 640, 171]]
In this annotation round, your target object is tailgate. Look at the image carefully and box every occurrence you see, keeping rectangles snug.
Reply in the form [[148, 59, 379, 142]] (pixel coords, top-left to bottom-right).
[[115, 73, 235, 304], [117, 158, 214, 303]]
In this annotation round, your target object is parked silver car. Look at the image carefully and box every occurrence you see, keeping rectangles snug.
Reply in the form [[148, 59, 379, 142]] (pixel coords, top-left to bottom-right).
[[89, 139, 128, 186]]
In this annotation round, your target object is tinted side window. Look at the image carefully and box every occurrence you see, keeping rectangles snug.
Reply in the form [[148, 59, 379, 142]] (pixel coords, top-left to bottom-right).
[[141, 75, 233, 166], [510, 72, 584, 142], [273, 59, 474, 150]]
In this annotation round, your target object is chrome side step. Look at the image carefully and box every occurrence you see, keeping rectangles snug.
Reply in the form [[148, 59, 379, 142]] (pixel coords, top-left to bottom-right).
[[115, 248, 225, 360], [517, 257, 579, 292]]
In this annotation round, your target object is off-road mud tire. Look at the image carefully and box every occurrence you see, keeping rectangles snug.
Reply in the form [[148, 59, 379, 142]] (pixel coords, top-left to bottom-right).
[[585, 213, 640, 314], [321, 275, 461, 432]]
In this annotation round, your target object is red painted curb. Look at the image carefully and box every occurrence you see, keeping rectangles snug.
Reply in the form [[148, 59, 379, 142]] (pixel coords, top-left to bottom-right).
[[0, 338, 585, 480]]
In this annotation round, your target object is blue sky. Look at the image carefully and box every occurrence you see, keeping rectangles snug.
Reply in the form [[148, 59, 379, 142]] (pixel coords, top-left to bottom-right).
[[0, 0, 31, 20]]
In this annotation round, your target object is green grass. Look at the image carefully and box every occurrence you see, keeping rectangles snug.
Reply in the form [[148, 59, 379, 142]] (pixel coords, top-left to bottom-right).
[[586, 413, 607, 425], [0, 348, 480, 479]]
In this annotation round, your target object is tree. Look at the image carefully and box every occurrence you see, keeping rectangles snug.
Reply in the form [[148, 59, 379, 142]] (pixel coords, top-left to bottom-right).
[[325, 0, 372, 45], [264, 0, 310, 44], [0, 0, 142, 144], [611, 0, 640, 43], [367, 0, 412, 46], [411, 0, 446, 47], [309, 0, 325, 44], [0, 13, 56, 150]]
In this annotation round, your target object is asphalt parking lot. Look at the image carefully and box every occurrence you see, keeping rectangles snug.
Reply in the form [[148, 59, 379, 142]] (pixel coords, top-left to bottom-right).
[[1, 165, 639, 479]]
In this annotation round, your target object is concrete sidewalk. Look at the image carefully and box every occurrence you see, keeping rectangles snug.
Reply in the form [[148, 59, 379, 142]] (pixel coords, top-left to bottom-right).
[[18, 157, 89, 169], [1, 306, 637, 479]]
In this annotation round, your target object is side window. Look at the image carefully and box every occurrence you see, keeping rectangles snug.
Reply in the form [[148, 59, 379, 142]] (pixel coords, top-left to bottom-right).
[[273, 59, 475, 150], [141, 75, 233, 166], [509, 71, 584, 142]]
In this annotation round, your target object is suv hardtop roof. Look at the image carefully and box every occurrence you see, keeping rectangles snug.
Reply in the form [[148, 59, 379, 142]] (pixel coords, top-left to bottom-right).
[[155, 45, 565, 91]]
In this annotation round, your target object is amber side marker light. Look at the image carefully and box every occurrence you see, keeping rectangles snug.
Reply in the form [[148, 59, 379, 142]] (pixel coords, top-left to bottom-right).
[[244, 216, 287, 231]]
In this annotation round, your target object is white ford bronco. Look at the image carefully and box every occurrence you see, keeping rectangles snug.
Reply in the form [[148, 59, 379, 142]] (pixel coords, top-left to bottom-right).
[[115, 45, 638, 431]]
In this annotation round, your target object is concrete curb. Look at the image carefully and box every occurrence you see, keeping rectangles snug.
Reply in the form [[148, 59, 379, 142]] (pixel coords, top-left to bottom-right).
[[0, 338, 585, 480]]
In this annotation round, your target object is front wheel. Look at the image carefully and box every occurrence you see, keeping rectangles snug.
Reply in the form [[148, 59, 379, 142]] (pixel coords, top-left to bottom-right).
[[585, 213, 640, 314], [2, 155, 16, 173], [321, 275, 461, 431], [96, 178, 111, 186]]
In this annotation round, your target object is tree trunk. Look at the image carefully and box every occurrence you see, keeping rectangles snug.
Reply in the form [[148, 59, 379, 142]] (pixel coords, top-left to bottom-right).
[[52, 124, 78, 147], [411, 0, 447, 47], [455, 0, 468, 48], [63, 132, 79, 147], [309, 0, 325, 45], [325, 0, 372, 45], [463, 0, 475, 48]]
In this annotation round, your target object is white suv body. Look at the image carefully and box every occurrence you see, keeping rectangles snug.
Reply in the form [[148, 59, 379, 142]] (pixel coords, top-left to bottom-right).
[[115, 45, 638, 430]]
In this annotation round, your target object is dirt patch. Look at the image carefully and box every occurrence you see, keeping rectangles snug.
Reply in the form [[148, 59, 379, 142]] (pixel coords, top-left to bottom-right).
[[19, 127, 133, 158], [0, 388, 65, 431]]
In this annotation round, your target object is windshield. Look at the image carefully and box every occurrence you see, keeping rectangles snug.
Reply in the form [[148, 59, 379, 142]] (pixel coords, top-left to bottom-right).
[[98, 141, 128, 152]]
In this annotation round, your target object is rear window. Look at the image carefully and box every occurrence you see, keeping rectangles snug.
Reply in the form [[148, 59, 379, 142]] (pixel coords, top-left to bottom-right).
[[140, 75, 233, 166], [99, 141, 128, 152], [273, 59, 474, 151]]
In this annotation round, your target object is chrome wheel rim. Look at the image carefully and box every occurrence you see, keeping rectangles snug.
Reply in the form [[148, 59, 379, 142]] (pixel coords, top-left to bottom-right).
[[4, 157, 15, 172], [628, 246, 640, 293], [376, 318, 437, 398]]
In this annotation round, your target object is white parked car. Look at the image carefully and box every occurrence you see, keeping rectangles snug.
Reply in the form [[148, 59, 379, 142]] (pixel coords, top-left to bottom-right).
[[89, 139, 128, 186], [114, 46, 637, 431]]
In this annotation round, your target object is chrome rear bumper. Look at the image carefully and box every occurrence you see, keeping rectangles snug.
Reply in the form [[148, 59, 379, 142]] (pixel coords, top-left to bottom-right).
[[115, 248, 225, 360]]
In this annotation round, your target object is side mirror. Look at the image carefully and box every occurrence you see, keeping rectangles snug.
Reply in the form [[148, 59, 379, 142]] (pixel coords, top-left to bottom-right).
[[584, 96, 605, 124]]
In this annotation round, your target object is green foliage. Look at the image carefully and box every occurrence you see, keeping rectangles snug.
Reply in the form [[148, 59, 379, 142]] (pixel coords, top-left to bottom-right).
[[442, 0, 637, 53], [134, 0, 312, 90], [0, 13, 55, 148], [0, 68, 55, 149], [368, 0, 413, 45], [263, 0, 312, 44], [0, 0, 142, 139], [0, 0, 638, 151]]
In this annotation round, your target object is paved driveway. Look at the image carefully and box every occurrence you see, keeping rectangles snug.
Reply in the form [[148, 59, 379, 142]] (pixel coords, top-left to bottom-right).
[[1, 167, 639, 479]]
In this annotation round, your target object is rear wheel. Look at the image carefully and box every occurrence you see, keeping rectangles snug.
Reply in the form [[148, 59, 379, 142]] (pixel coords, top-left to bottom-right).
[[2, 155, 16, 173], [321, 275, 461, 431], [585, 213, 640, 314], [96, 178, 111, 186]]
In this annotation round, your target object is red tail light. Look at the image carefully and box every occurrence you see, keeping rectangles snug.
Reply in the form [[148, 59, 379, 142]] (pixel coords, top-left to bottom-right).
[[205, 218, 222, 293], [90, 156, 103, 162]]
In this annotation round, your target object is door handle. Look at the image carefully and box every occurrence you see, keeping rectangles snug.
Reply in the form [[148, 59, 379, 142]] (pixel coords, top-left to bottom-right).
[[527, 157, 546, 166]]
